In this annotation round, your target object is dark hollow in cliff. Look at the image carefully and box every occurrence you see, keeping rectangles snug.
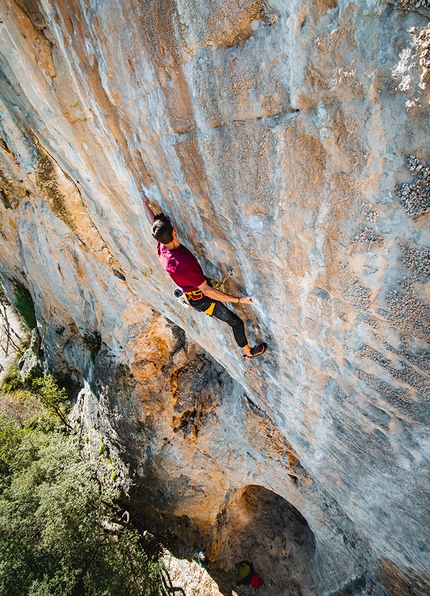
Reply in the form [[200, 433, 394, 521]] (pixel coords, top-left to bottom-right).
[[211, 485, 316, 595]]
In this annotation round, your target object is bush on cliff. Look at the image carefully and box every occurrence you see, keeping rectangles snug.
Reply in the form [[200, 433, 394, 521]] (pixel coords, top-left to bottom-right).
[[1, 364, 71, 429], [0, 361, 23, 393]]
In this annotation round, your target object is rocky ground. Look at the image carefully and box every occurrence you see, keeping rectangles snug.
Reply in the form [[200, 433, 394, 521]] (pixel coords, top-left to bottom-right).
[[162, 486, 316, 596], [164, 553, 307, 596]]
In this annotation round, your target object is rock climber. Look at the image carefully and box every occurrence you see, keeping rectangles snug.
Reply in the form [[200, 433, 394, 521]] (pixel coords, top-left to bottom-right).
[[141, 193, 267, 358]]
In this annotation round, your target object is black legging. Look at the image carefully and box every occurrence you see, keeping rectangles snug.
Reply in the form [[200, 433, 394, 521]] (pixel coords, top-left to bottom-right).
[[189, 297, 248, 348]]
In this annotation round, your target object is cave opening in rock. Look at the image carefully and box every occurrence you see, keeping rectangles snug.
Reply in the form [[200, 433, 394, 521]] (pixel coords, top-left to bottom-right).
[[214, 484, 316, 594]]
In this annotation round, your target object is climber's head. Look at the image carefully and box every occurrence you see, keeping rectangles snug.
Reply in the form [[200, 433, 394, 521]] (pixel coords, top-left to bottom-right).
[[151, 213, 174, 244]]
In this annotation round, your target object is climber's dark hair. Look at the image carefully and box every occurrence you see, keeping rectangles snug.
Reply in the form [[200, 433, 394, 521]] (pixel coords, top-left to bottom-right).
[[151, 213, 174, 244]]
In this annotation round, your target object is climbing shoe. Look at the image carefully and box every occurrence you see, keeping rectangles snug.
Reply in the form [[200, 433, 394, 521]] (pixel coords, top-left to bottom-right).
[[244, 342, 267, 358]]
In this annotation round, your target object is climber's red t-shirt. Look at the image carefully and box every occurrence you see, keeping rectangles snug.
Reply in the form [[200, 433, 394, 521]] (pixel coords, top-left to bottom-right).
[[157, 242, 206, 292]]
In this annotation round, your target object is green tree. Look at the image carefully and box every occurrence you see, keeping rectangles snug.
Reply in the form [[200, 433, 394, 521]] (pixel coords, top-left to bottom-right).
[[0, 425, 160, 596], [30, 374, 71, 429], [1, 364, 72, 430], [0, 362, 23, 393]]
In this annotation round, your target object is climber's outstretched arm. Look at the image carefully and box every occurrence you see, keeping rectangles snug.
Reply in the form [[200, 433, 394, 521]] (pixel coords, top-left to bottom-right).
[[197, 280, 254, 305], [141, 192, 157, 225]]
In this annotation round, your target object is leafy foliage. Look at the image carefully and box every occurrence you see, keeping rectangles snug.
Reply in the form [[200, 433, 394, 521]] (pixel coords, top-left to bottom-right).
[[31, 374, 71, 428], [13, 283, 37, 330], [0, 362, 23, 393], [1, 364, 71, 429], [0, 322, 162, 595], [0, 426, 161, 596]]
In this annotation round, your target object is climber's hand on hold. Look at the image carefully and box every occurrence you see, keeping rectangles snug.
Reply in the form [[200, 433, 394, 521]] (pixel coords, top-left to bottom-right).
[[239, 295, 254, 305], [141, 192, 156, 225]]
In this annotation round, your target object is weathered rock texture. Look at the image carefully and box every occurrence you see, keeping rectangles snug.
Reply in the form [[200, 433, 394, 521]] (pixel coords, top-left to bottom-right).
[[0, 0, 430, 594]]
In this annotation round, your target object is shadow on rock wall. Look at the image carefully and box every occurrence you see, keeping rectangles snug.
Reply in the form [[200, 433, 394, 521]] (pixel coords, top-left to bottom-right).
[[209, 485, 316, 596]]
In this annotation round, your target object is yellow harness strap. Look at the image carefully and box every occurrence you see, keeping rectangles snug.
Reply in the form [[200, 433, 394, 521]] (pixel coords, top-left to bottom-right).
[[203, 301, 216, 317]]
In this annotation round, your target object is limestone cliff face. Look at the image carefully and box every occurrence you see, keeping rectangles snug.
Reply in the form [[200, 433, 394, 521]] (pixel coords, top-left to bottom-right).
[[1, 0, 430, 594]]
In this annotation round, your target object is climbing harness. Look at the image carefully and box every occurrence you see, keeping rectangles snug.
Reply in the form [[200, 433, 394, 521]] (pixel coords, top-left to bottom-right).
[[184, 288, 204, 301], [175, 267, 234, 316], [203, 301, 216, 316], [183, 289, 216, 316]]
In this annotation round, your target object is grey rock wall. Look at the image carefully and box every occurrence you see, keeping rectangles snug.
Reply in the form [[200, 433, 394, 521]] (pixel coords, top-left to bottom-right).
[[0, 0, 429, 594]]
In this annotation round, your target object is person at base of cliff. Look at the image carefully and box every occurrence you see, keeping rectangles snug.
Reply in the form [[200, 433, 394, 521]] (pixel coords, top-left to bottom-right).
[[141, 193, 267, 359], [197, 550, 209, 569], [235, 561, 262, 588]]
